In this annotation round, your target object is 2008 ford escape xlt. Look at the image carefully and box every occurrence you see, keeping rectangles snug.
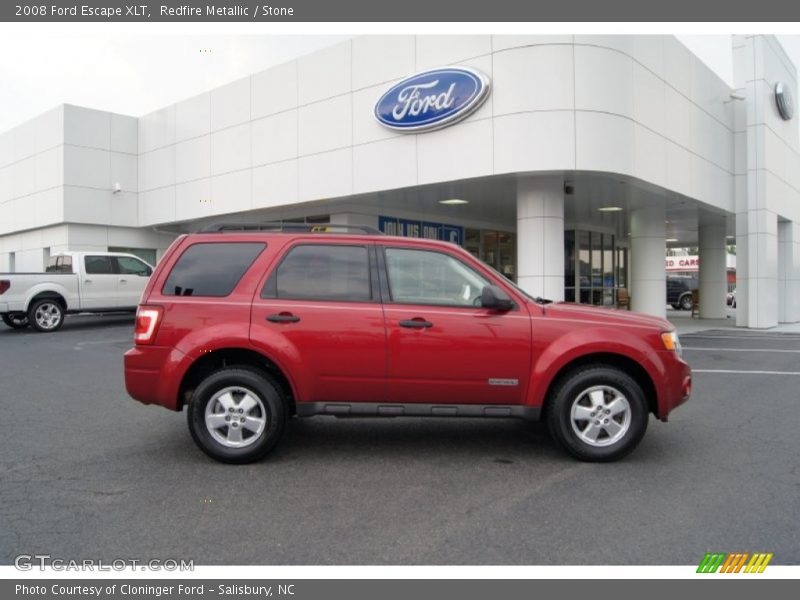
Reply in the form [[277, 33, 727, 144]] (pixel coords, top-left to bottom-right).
[[124, 223, 691, 464]]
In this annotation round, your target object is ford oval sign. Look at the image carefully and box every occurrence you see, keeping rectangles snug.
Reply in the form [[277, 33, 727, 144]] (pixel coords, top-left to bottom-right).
[[374, 67, 491, 133]]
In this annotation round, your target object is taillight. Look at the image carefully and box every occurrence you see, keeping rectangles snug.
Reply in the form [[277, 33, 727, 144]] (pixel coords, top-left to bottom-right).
[[0, 280, 9, 295], [134, 305, 163, 345]]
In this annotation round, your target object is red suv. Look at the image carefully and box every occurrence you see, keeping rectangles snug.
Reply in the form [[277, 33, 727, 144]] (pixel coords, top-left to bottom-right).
[[124, 223, 691, 463]]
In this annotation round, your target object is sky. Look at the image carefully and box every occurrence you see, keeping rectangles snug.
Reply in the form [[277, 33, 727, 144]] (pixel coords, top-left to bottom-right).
[[0, 33, 798, 134]]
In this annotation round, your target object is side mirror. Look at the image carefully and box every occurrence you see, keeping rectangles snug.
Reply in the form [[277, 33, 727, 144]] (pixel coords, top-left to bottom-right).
[[481, 285, 514, 312]]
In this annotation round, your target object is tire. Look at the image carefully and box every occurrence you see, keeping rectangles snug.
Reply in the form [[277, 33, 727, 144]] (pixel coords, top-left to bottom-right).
[[679, 293, 693, 311], [546, 365, 649, 462], [27, 298, 65, 332], [1, 314, 29, 329], [187, 367, 287, 464], [670, 303, 680, 310]]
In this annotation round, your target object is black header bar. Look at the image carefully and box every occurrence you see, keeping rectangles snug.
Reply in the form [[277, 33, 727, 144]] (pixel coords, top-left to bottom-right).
[[3, 0, 800, 22]]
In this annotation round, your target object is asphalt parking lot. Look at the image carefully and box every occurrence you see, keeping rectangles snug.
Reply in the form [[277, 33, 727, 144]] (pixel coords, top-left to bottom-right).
[[1, 315, 799, 565]]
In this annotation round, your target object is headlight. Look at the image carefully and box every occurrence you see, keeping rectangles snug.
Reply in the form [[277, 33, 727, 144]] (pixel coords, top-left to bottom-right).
[[661, 330, 682, 356]]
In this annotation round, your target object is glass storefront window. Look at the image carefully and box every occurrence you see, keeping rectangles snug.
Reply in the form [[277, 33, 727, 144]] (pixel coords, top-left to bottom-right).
[[464, 228, 517, 283], [565, 229, 626, 307], [564, 230, 575, 302]]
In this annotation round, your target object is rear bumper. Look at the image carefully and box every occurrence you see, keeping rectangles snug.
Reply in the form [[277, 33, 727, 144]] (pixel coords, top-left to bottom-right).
[[124, 345, 186, 411], [657, 352, 692, 420], [0, 302, 8, 313]]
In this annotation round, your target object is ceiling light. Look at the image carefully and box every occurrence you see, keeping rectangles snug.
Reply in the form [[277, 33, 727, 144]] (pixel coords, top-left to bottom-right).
[[598, 206, 623, 212], [439, 199, 469, 205]]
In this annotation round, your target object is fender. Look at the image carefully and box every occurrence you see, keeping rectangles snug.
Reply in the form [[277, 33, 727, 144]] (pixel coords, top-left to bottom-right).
[[23, 281, 77, 312], [165, 321, 302, 409], [528, 322, 666, 409]]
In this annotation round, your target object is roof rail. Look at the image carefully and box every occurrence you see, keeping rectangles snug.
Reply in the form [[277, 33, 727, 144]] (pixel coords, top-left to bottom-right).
[[197, 222, 384, 235]]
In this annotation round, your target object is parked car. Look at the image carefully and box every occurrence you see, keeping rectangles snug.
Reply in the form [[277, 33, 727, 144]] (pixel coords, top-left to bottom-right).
[[0, 252, 153, 332], [123, 223, 691, 464], [667, 276, 697, 310]]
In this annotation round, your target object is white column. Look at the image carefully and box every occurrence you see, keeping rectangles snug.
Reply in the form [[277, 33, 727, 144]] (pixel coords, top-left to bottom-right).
[[516, 177, 564, 301], [737, 209, 778, 328], [698, 216, 728, 319], [629, 204, 666, 318], [778, 221, 800, 323]]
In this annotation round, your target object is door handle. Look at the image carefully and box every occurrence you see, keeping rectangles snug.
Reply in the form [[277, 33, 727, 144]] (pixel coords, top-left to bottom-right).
[[84, 279, 92, 284], [120, 279, 127, 283], [266, 313, 300, 323], [399, 318, 433, 329]]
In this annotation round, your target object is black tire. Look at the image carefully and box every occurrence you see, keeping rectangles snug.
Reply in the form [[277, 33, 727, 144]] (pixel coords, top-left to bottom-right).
[[679, 293, 693, 311], [187, 367, 287, 464], [1, 314, 29, 329], [546, 365, 649, 462], [27, 298, 65, 332]]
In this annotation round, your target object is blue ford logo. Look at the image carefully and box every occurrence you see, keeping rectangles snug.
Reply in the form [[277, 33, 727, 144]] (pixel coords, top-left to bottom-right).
[[374, 67, 491, 133]]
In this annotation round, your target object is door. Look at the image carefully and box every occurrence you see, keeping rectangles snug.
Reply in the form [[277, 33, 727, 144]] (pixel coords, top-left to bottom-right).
[[381, 246, 531, 405], [114, 255, 153, 308], [81, 255, 119, 309], [250, 242, 386, 404]]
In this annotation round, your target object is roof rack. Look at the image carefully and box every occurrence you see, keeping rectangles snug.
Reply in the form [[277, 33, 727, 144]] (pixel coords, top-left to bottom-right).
[[197, 222, 384, 235]]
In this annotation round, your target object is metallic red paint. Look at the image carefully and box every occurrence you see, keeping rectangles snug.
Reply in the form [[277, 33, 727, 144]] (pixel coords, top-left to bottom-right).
[[124, 232, 691, 422]]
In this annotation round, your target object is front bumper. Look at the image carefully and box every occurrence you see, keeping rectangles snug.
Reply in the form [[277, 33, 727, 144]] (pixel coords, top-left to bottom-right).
[[657, 352, 692, 420]]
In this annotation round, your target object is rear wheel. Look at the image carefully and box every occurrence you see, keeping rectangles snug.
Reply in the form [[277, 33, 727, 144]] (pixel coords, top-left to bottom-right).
[[547, 365, 649, 462], [28, 299, 64, 332], [1, 314, 29, 329], [187, 367, 287, 464]]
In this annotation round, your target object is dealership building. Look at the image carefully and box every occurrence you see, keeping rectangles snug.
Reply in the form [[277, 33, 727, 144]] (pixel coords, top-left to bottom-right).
[[0, 34, 798, 328]]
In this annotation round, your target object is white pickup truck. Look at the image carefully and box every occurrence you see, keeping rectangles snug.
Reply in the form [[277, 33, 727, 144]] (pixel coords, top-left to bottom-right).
[[0, 251, 153, 332]]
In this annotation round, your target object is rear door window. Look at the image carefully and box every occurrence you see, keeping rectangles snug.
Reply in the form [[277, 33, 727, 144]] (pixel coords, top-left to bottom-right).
[[84, 255, 115, 275], [162, 242, 265, 297], [262, 244, 372, 302]]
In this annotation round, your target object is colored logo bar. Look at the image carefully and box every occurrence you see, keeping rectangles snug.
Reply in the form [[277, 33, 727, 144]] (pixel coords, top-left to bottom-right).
[[697, 552, 773, 573]]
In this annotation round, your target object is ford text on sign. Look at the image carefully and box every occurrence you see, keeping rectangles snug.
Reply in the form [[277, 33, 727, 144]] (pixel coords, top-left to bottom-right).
[[374, 67, 491, 133]]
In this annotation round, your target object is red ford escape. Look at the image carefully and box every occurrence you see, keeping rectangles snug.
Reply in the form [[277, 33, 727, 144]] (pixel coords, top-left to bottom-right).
[[124, 223, 691, 464]]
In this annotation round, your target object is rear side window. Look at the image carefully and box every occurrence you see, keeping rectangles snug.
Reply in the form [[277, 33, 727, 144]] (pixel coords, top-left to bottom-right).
[[46, 256, 73, 273], [262, 244, 371, 302], [162, 242, 265, 297], [85, 255, 114, 274]]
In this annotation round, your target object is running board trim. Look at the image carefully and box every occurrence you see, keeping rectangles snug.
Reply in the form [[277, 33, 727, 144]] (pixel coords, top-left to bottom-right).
[[295, 402, 541, 421]]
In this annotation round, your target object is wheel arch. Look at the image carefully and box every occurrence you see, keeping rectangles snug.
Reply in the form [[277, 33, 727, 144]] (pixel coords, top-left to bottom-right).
[[542, 352, 659, 418], [28, 291, 68, 311], [177, 347, 296, 414]]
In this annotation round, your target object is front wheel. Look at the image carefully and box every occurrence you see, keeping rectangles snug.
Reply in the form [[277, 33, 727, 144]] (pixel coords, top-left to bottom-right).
[[680, 293, 693, 311], [547, 365, 649, 462], [28, 299, 65, 332], [187, 367, 287, 464], [1, 314, 29, 329]]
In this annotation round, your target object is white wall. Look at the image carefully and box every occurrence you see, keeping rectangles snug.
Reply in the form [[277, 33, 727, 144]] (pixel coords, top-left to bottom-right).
[[0, 106, 65, 236], [733, 35, 800, 327], [135, 35, 737, 227]]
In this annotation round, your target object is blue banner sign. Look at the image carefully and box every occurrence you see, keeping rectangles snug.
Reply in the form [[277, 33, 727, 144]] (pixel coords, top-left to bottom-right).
[[379, 216, 464, 246]]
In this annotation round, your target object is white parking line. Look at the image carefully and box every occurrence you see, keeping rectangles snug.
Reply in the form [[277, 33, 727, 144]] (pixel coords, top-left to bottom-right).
[[693, 369, 800, 375], [683, 347, 800, 353]]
